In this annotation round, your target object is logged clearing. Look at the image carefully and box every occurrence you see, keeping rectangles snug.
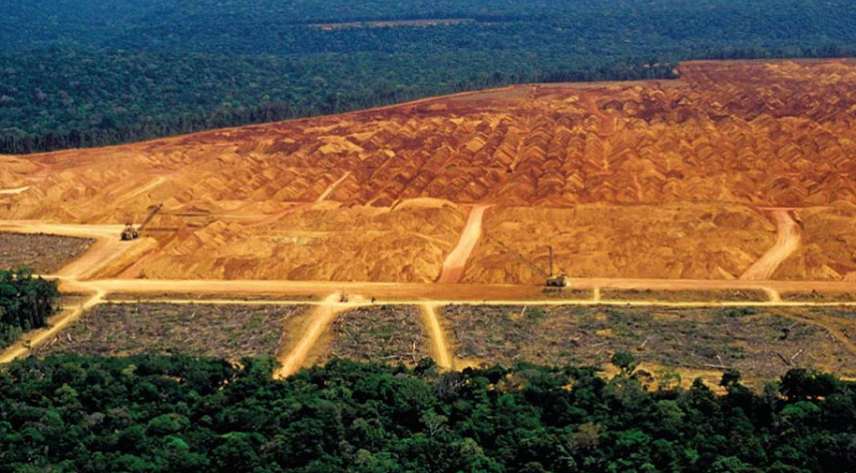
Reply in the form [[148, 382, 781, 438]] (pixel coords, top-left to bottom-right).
[[441, 305, 856, 387], [0, 232, 94, 273], [317, 305, 431, 365], [600, 288, 769, 302], [537, 288, 595, 300], [3, 60, 856, 282], [781, 291, 856, 302], [35, 303, 308, 359]]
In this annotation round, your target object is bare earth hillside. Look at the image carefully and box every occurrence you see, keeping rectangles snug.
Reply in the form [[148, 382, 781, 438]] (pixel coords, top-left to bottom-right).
[[3, 59, 856, 282]]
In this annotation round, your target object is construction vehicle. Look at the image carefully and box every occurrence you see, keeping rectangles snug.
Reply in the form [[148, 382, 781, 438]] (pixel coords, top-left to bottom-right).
[[544, 246, 569, 287], [121, 203, 164, 241], [491, 238, 569, 287]]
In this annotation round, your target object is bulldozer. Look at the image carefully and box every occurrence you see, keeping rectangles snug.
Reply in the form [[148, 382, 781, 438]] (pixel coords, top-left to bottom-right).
[[544, 246, 569, 287], [491, 238, 568, 288], [121, 203, 163, 241]]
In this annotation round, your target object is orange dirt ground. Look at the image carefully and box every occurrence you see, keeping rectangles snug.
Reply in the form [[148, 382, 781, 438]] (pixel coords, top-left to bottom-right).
[[3, 59, 856, 282]]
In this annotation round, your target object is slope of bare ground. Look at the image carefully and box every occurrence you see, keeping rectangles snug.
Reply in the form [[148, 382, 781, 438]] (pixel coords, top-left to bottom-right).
[[441, 305, 856, 387], [4, 60, 856, 281], [35, 303, 307, 359], [120, 201, 466, 282], [0, 232, 94, 273], [465, 204, 775, 282], [774, 205, 856, 280]]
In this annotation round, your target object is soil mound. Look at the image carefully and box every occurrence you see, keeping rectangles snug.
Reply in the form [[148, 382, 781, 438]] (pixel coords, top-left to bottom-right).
[[4, 59, 855, 281]]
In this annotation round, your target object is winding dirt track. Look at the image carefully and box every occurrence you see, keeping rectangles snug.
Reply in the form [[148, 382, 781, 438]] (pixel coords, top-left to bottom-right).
[[436, 205, 489, 283], [741, 210, 801, 280]]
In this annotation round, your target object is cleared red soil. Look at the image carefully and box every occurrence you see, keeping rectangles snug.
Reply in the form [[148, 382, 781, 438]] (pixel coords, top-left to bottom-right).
[[3, 59, 856, 282]]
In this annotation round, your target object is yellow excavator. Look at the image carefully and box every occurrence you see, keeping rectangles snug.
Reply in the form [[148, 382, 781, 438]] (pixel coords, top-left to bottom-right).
[[490, 238, 569, 287], [121, 203, 164, 241]]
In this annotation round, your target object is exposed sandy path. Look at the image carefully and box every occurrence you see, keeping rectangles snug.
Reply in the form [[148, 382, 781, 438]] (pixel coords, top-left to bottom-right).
[[60, 237, 147, 280], [436, 204, 490, 283], [763, 287, 782, 302], [104, 295, 856, 309], [273, 293, 349, 379], [740, 210, 801, 280], [0, 281, 105, 363], [64, 277, 856, 301], [420, 303, 453, 369], [0, 222, 126, 242], [0, 186, 31, 195], [0, 221, 149, 280], [316, 172, 352, 203]]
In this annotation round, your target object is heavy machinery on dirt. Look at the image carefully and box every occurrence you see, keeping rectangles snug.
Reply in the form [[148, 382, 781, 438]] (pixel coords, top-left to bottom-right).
[[544, 247, 570, 287], [491, 238, 569, 287], [121, 203, 164, 241]]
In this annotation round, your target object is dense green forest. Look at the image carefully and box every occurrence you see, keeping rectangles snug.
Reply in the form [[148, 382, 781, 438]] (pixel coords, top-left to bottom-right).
[[2, 0, 856, 153], [0, 268, 60, 349], [0, 354, 854, 473]]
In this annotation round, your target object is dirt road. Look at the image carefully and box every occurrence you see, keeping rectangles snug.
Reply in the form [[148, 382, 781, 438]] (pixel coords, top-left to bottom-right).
[[316, 172, 352, 203], [5, 218, 856, 369], [0, 282, 105, 363], [274, 293, 350, 379], [436, 205, 489, 283], [11, 275, 856, 368], [0, 221, 149, 280], [57, 277, 856, 302], [741, 210, 800, 280], [0, 186, 31, 195], [420, 303, 453, 369]]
